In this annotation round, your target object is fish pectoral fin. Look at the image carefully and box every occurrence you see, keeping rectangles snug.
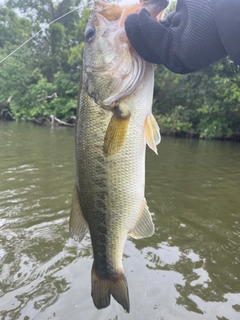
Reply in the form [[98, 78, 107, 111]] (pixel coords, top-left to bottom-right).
[[129, 199, 155, 239], [144, 114, 161, 155], [103, 112, 130, 157], [69, 184, 88, 242]]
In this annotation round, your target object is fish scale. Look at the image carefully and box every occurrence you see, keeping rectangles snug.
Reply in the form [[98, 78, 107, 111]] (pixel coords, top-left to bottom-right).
[[69, 0, 165, 313]]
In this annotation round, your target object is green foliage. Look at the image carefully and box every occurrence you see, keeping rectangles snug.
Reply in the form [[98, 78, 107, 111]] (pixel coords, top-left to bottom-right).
[[153, 1, 240, 140], [0, 7, 31, 48], [153, 60, 240, 139], [1, 0, 240, 140], [156, 106, 193, 136], [0, 1, 90, 120]]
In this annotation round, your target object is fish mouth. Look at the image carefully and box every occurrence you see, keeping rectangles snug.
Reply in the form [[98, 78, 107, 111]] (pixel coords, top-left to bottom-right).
[[88, 0, 169, 74], [94, 0, 169, 23], [84, 0, 168, 106]]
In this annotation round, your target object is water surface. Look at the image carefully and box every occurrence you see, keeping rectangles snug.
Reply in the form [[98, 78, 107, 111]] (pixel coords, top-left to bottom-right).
[[0, 122, 239, 320]]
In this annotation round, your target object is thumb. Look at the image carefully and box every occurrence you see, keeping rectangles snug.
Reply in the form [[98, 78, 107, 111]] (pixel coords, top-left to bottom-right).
[[125, 9, 164, 64]]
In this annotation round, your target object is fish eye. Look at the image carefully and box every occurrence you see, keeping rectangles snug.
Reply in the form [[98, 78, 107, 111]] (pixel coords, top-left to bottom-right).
[[84, 26, 95, 42]]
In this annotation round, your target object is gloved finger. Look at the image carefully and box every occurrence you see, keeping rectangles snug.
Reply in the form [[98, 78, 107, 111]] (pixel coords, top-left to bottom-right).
[[161, 10, 175, 27], [125, 9, 164, 64], [135, 8, 194, 72], [137, 8, 169, 63]]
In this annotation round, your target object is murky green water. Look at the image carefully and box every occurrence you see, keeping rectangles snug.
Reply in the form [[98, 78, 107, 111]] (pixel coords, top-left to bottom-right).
[[0, 122, 239, 320]]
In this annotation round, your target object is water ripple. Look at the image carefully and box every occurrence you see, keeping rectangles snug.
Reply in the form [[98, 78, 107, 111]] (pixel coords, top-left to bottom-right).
[[0, 124, 239, 320]]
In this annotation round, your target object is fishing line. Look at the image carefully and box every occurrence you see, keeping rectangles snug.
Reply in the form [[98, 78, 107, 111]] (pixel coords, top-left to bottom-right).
[[0, 0, 162, 65], [0, 2, 94, 65]]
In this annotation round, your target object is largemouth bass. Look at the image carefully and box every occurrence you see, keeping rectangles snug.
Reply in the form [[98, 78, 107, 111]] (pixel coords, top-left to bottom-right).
[[70, 0, 167, 313]]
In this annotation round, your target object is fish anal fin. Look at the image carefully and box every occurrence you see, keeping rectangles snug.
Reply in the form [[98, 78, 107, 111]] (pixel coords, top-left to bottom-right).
[[69, 184, 88, 242], [129, 199, 155, 239], [144, 114, 161, 155], [103, 112, 130, 157], [91, 264, 130, 313]]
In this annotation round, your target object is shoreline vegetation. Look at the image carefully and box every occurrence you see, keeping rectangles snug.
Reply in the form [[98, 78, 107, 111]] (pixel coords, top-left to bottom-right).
[[1, 1, 240, 141]]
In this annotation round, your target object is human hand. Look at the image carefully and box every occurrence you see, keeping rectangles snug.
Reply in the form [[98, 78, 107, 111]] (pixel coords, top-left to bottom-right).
[[125, 0, 227, 74]]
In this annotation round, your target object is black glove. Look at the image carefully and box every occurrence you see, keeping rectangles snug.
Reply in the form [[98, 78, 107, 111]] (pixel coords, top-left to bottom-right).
[[125, 0, 227, 74]]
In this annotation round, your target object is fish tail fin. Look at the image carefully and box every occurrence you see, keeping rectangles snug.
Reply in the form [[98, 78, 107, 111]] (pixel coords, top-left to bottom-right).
[[91, 264, 130, 313]]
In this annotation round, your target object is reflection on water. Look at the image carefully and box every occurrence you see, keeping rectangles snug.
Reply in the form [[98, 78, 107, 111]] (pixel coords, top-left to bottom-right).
[[0, 122, 239, 320]]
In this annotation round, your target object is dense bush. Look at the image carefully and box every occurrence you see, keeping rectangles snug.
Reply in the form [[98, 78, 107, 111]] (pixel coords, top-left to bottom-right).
[[153, 61, 240, 139], [0, 1, 89, 121], [1, 1, 240, 139]]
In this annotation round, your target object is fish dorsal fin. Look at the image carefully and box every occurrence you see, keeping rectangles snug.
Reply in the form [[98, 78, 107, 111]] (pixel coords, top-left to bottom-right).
[[103, 112, 130, 157], [69, 184, 88, 242], [129, 199, 155, 239], [144, 114, 161, 155]]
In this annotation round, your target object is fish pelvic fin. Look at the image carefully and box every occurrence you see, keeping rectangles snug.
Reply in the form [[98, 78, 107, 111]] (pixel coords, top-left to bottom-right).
[[69, 184, 88, 242], [144, 113, 161, 155], [129, 198, 155, 239], [91, 265, 130, 313], [103, 111, 130, 157]]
